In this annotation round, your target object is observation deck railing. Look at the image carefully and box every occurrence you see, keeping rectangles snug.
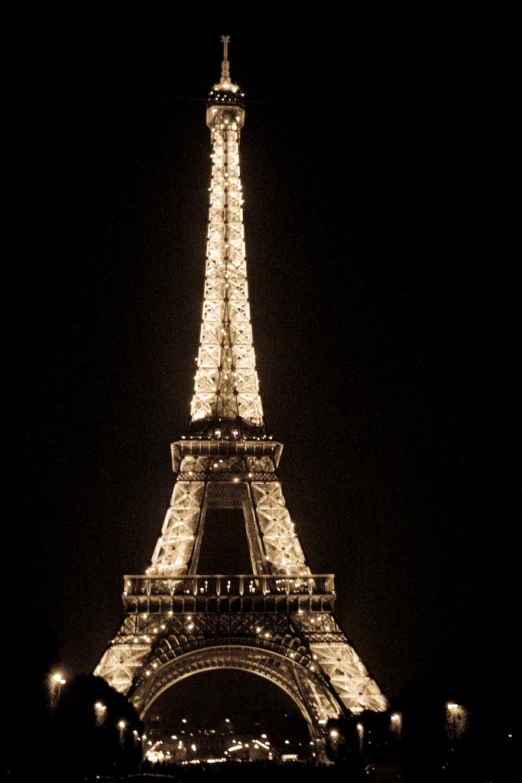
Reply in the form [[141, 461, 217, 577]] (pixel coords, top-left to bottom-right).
[[122, 574, 336, 613], [124, 574, 334, 597]]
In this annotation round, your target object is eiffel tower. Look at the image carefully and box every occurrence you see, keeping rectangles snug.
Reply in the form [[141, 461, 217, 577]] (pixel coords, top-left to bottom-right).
[[95, 36, 387, 755]]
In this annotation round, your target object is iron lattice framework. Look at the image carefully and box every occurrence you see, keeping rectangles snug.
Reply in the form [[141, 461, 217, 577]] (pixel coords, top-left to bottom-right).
[[95, 38, 387, 758]]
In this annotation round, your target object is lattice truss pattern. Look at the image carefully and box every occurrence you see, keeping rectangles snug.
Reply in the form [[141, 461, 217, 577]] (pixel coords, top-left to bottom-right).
[[96, 453, 387, 713], [137, 645, 334, 736], [293, 611, 388, 713], [95, 610, 386, 716], [146, 453, 308, 575], [250, 481, 308, 576], [150, 477, 204, 574], [94, 641, 150, 696], [190, 109, 263, 427]]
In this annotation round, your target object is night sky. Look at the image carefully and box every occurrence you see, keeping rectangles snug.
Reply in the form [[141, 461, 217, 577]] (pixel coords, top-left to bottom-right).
[[4, 27, 519, 723]]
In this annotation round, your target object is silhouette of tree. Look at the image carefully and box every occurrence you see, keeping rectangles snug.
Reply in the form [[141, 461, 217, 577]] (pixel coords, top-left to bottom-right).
[[2, 591, 60, 780], [49, 673, 143, 780]]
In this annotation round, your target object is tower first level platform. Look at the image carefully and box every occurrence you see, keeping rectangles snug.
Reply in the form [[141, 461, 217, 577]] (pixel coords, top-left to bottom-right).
[[95, 436, 387, 751]]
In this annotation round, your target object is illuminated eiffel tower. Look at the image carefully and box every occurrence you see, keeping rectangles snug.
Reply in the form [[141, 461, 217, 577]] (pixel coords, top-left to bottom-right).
[[95, 36, 387, 755]]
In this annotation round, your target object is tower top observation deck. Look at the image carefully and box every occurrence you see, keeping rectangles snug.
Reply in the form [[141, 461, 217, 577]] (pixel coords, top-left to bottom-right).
[[207, 35, 245, 129]]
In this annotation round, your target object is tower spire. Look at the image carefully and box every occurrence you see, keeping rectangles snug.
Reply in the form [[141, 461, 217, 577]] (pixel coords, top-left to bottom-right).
[[213, 34, 239, 93], [220, 34, 231, 83], [191, 37, 262, 437]]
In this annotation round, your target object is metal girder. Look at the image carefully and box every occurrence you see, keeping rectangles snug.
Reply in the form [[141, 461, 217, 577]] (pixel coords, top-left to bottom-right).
[[95, 452, 387, 722], [146, 453, 311, 577]]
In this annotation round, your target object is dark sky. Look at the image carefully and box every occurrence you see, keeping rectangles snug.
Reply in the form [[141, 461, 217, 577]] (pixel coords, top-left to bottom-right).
[[4, 27, 519, 721]]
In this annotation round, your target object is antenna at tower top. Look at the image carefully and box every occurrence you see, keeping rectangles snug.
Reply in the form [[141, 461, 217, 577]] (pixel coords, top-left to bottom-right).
[[221, 34, 230, 61], [220, 34, 231, 83], [212, 34, 239, 93]]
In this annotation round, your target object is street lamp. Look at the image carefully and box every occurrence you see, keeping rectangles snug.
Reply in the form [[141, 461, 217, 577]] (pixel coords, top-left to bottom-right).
[[445, 702, 468, 741], [94, 701, 107, 726], [390, 712, 402, 739], [328, 729, 340, 760], [118, 720, 127, 746], [49, 672, 66, 711], [356, 722, 364, 753]]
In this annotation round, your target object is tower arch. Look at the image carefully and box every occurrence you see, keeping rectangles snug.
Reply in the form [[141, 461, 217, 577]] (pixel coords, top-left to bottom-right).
[[131, 642, 341, 750]]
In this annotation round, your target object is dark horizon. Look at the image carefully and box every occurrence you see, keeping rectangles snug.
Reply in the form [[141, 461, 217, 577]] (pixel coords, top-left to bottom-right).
[[4, 28, 519, 724]]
